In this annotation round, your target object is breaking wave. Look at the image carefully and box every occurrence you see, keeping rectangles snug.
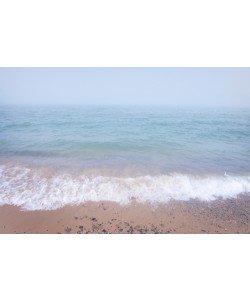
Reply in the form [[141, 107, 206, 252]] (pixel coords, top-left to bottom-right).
[[0, 164, 250, 210]]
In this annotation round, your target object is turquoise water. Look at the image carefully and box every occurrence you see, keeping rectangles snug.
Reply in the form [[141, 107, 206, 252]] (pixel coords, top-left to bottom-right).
[[1, 106, 249, 173], [0, 106, 250, 209]]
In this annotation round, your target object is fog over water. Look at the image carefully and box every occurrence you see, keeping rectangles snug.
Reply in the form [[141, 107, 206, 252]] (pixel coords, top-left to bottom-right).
[[0, 68, 249, 107], [0, 68, 250, 210]]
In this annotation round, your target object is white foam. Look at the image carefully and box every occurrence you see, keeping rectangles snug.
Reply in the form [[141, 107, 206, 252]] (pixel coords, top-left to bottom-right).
[[0, 164, 250, 210]]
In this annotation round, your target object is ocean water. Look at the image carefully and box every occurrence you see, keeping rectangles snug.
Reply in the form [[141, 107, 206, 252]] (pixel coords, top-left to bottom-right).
[[0, 105, 250, 210]]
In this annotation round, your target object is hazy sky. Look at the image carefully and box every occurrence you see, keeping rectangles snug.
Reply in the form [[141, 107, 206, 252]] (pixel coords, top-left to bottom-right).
[[0, 68, 249, 107]]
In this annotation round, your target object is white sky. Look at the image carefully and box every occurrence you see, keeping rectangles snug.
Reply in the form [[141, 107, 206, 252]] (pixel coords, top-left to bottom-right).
[[0, 68, 249, 107]]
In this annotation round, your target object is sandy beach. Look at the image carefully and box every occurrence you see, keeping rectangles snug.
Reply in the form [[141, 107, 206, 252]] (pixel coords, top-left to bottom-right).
[[0, 198, 249, 234]]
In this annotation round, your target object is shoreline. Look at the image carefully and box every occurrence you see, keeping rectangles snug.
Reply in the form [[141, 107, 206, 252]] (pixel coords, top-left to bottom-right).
[[0, 198, 249, 234]]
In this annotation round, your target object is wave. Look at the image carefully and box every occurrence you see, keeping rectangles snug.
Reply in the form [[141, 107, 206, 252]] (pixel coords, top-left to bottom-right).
[[0, 164, 250, 210]]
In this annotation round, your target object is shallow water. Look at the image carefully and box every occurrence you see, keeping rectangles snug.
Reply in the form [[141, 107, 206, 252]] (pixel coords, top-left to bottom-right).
[[0, 106, 249, 209]]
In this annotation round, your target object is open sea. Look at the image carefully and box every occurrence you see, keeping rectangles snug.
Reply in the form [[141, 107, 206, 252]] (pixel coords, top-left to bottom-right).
[[0, 105, 249, 210]]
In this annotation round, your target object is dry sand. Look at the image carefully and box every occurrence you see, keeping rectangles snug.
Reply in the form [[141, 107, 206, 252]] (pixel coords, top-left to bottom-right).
[[0, 198, 249, 234]]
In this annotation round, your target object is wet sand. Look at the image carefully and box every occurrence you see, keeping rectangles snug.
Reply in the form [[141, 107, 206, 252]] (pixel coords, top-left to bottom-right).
[[0, 198, 249, 234]]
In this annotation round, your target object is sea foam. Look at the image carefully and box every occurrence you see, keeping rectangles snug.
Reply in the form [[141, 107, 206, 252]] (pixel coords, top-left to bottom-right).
[[0, 164, 250, 210]]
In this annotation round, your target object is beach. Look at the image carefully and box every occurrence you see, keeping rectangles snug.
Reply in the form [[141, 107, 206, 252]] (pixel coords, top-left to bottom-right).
[[1, 106, 250, 233], [0, 197, 249, 234]]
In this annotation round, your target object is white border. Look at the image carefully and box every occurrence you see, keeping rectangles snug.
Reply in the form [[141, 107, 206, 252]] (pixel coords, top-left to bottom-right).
[[0, 0, 250, 66], [0, 235, 249, 300]]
